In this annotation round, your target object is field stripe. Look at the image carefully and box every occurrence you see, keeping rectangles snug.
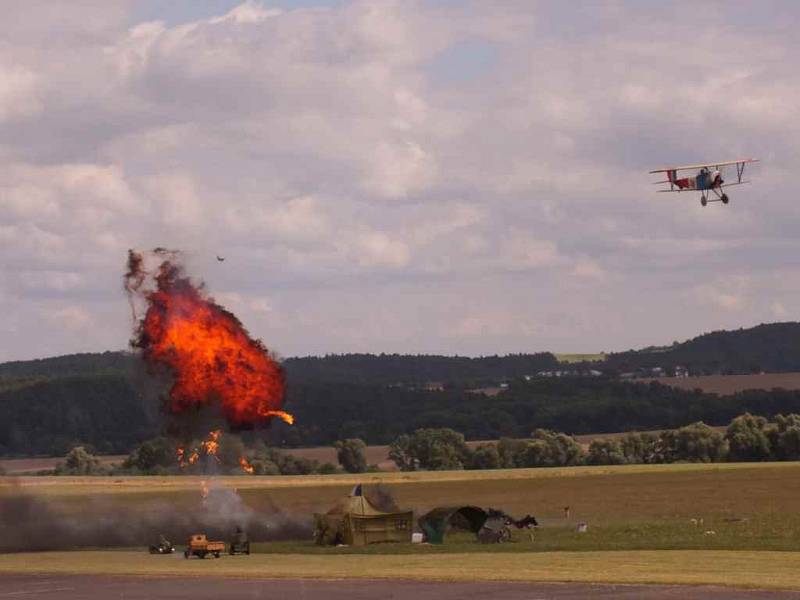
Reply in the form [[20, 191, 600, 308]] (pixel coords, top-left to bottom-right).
[[5, 461, 800, 497], [0, 551, 799, 590]]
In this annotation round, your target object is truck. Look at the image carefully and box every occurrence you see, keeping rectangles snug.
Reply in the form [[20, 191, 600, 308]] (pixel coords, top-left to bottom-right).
[[184, 534, 225, 559], [229, 526, 250, 555]]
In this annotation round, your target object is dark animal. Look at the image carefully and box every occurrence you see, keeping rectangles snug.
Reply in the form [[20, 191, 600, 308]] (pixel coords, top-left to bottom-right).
[[508, 514, 539, 529], [216, 255, 225, 262]]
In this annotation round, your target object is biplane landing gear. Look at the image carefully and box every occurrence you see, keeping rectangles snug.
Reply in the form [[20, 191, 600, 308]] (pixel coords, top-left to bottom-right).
[[721, 194, 729, 204], [701, 196, 707, 207]]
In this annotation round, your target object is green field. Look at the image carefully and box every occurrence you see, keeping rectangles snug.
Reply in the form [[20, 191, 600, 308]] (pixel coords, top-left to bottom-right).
[[555, 353, 606, 363], [3, 463, 800, 588]]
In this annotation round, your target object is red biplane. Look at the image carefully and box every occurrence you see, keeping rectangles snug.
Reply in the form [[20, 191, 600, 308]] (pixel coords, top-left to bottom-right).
[[649, 159, 758, 206]]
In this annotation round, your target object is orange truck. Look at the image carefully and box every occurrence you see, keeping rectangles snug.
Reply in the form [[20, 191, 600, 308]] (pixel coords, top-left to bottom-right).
[[184, 534, 225, 559]]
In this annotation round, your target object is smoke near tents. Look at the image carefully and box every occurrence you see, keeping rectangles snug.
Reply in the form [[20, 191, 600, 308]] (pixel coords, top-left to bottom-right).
[[0, 480, 310, 552]]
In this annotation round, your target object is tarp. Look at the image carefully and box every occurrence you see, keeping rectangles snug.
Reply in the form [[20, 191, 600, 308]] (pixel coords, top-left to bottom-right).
[[417, 506, 490, 544]]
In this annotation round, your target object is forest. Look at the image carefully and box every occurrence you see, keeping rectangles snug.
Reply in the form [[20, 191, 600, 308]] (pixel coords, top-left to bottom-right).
[[3, 321, 800, 456]]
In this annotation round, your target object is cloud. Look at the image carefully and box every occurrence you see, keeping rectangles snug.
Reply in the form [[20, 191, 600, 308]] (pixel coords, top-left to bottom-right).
[[44, 306, 93, 331], [691, 276, 750, 312], [354, 231, 410, 269], [1, 1, 800, 360]]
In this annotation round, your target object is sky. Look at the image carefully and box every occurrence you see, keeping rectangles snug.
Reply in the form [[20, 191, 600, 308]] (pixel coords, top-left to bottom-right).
[[2, 0, 800, 362]]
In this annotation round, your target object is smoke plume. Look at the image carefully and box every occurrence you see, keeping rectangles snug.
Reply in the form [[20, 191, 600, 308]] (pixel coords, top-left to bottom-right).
[[0, 479, 310, 552]]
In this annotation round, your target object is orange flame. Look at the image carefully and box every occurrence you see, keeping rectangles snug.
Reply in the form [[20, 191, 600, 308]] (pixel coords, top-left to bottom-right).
[[125, 250, 292, 428], [176, 431, 222, 468], [201, 429, 221, 462], [239, 456, 255, 474]]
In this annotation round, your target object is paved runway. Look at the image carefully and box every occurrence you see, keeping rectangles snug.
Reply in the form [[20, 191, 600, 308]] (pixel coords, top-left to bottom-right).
[[1, 575, 799, 599]]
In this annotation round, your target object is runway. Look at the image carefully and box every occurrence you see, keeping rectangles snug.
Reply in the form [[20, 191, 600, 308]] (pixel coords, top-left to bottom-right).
[[1, 574, 798, 599]]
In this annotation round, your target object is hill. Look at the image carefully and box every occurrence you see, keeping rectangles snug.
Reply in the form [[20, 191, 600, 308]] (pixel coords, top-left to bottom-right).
[[603, 322, 800, 375], [4, 321, 800, 456]]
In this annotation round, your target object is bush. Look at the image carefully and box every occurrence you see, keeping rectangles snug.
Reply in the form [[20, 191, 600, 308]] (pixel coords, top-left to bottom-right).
[[334, 438, 367, 473], [55, 446, 104, 475], [317, 462, 339, 475], [497, 437, 528, 468], [768, 413, 800, 460], [469, 444, 501, 470], [619, 432, 661, 464], [586, 439, 626, 465], [388, 428, 470, 471], [123, 437, 176, 473], [516, 429, 583, 468], [726, 413, 771, 461], [660, 422, 727, 463]]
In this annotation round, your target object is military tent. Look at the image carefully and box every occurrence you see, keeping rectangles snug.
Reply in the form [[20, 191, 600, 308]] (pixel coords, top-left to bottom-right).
[[313, 484, 413, 546]]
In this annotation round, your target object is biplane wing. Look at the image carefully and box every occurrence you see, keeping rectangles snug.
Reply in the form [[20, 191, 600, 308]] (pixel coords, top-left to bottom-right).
[[656, 181, 751, 193], [649, 158, 758, 174]]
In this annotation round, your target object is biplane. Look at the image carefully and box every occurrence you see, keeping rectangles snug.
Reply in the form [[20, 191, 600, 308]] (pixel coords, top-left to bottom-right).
[[649, 158, 758, 206]]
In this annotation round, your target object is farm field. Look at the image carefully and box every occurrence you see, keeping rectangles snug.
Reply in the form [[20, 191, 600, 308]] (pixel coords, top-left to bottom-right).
[[644, 372, 800, 395]]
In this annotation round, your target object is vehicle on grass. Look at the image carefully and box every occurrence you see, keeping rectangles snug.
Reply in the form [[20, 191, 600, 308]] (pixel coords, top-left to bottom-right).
[[650, 158, 758, 207], [184, 534, 225, 559], [148, 534, 175, 554], [229, 526, 250, 555]]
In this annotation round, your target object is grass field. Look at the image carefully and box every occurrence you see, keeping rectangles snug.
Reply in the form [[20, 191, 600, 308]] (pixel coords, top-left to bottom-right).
[[0, 549, 799, 590], [5, 462, 800, 553], [555, 353, 606, 363], [4, 463, 800, 589]]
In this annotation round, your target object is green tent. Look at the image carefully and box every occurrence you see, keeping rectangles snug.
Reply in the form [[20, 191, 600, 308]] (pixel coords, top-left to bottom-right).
[[418, 506, 490, 544], [313, 485, 413, 546]]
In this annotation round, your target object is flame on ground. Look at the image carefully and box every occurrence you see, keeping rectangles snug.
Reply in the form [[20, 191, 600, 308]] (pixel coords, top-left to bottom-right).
[[124, 249, 292, 429], [201, 430, 221, 462], [239, 457, 255, 474], [177, 430, 257, 475]]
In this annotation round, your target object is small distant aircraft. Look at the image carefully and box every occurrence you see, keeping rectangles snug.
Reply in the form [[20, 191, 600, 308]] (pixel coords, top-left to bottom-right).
[[216, 255, 225, 262], [649, 158, 759, 206]]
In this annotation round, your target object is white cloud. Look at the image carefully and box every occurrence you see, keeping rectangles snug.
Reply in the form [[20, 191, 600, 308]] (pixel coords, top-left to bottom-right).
[[0, 63, 41, 121], [692, 277, 750, 312], [2, 1, 800, 360], [500, 233, 559, 270], [44, 306, 93, 331], [354, 231, 410, 269]]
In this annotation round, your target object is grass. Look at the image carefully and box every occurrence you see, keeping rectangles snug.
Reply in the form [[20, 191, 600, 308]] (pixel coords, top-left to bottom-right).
[[1, 550, 799, 590], [555, 353, 606, 363], [4, 463, 800, 589], [5, 462, 800, 554]]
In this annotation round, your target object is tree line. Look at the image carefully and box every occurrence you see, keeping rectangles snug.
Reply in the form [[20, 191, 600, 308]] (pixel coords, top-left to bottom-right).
[[379, 412, 800, 471], [9, 372, 800, 457], [48, 411, 800, 476]]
